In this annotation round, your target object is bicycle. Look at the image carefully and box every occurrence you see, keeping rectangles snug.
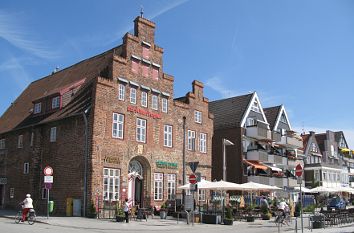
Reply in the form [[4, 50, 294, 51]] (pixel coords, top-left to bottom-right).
[[274, 210, 290, 227], [15, 208, 36, 225]]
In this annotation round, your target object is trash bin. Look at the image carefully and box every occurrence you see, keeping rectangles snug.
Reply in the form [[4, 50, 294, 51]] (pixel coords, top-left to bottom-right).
[[73, 199, 82, 217], [66, 198, 73, 216], [49, 201, 54, 213]]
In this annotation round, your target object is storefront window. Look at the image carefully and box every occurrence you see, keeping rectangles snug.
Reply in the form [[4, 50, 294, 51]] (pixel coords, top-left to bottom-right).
[[154, 173, 163, 200], [167, 174, 176, 200]]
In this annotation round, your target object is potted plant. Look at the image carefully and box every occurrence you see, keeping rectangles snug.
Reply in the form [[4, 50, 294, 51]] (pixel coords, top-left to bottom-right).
[[87, 201, 97, 218], [245, 204, 255, 222], [115, 205, 125, 222], [294, 202, 301, 217], [260, 205, 271, 220], [223, 206, 233, 225], [159, 203, 167, 219]]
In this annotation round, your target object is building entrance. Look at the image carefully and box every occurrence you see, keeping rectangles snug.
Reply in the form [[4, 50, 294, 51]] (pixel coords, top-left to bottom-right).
[[128, 160, 143, 207], [0, 185, 4, 208]]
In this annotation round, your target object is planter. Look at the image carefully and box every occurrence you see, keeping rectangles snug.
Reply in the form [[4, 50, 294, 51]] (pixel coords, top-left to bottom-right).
[[160, 210, 167, 219], [312, 221, 324, 229], [223, 219, 233, 225], [246, 216, 255, 222], [202, 214, 221, 224], [261, 214, 271, 220], [116, 216, 125, 222]]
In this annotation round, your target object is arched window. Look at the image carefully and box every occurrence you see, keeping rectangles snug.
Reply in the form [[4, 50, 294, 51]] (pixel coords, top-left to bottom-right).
[[129, 160, 143, 176]]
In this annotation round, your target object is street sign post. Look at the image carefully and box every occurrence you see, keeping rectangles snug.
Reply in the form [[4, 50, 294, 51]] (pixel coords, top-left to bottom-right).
[[189, 174, 197, 184], [43, 166, 54, 220], [295, 164, 304, 233]]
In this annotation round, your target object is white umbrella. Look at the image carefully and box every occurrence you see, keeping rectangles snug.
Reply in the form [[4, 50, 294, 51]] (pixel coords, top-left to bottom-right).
[[308, 186, 336, 193], [209, 180, 244, 191], [239, 181, 282, 191], [335, 186, 354, 194], [177, 179, 214, 190], [293, 186, 312, 193]]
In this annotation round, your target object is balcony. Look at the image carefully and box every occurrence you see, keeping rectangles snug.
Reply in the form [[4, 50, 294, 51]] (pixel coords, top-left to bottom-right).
[[277, 133, 303, 149], [247, 150, 274, 163], [246, 125, 272, 141], [247, 176, 286, 188]]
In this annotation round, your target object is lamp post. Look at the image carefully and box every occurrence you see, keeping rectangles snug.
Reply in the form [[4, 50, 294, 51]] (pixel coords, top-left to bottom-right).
[[221, 138, 234, 223], [82, 106, 91, 217]]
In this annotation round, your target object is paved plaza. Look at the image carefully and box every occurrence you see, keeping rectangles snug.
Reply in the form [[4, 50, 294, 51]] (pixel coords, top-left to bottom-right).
[[0, 210, 353, 233]]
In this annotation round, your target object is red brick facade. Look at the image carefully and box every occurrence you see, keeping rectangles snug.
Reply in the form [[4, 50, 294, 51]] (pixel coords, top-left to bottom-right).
[[0, 16, 213, 215]]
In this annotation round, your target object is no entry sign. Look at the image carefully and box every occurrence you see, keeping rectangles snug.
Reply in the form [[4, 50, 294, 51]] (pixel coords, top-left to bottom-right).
[[295, 164, 303, 177], [189, 174, 197, 184]]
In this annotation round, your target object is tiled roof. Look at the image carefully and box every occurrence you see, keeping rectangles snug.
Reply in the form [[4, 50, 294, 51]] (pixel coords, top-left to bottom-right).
[[0, 46, 121, 134], [263, 105, 282, 130], [209, 93, 253, 130]]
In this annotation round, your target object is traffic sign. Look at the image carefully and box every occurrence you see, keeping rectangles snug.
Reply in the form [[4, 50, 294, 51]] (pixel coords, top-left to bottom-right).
[[189, 174, 197, 184], [44, 166, 53, 176], [44, 176, 53, 183], [189, 162, 199, 173], [295, 164, 303, 177]]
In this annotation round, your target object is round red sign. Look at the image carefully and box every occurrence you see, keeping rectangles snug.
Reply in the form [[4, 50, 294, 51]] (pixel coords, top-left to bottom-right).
[[189, 174, 197, 184], [295, 164, 303, 177], [44, 166, 53, 176]]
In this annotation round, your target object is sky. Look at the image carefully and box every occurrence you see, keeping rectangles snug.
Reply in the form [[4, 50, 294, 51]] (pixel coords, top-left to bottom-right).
[[0, 0, 353, 147]]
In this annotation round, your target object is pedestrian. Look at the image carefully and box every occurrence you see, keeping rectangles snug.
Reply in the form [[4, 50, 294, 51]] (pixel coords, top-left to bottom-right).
[[123, 198, 129, 223], [20, 194, 33, 222]]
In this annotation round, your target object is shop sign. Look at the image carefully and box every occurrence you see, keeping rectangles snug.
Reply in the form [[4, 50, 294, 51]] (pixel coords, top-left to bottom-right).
[[156, 160, 178, 169], [104, 156, 120, 164], [127, 106, 161, 119]]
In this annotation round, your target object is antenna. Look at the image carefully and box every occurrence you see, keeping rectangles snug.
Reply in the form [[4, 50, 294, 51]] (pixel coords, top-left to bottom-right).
[[301, 121, 305, 135], [140, 5, 144, 18]]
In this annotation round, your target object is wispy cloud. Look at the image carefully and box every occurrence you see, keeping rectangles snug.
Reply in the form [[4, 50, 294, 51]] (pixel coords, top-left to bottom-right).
[[0, 10, 58, 59], [205, 76, 240, 98], [147, 0, 189, 20], [293, 125, 354, 149], [0, 57, 32, 90]]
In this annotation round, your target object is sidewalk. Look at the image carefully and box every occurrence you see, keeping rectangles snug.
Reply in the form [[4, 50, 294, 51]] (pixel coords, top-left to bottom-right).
[[1, 209, 353, 233]]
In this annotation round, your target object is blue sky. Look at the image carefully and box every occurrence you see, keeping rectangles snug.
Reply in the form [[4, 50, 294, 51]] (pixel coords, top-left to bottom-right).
[[1, 0, 354, 147]]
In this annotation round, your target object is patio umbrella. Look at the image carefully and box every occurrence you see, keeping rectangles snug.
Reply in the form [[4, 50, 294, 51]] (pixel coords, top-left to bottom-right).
[[308, 186, 336, 193], [177, 179, 215, 190], [335, 186, 354, 194], [208, 180, 244, 191], [239, 181, 282, 191], [293, 186, 312, 193]]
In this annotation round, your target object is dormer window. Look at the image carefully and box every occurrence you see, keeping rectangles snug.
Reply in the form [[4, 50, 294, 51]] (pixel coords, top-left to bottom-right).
[[52, 96, 60, 109], [311, 142, 318, 153], [251, 100, 260, 112], [34, 103, 42, 114]]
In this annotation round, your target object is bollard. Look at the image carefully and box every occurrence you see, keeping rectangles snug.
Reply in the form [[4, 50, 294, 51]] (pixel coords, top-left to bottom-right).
[[295, 217, 298, 233]]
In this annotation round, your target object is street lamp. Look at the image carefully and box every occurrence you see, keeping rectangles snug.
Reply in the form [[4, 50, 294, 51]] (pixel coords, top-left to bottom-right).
[[222, 139, 234, 181]]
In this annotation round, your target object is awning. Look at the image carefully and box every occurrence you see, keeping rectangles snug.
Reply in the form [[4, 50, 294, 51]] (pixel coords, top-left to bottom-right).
[[243, 160, 268, 171]]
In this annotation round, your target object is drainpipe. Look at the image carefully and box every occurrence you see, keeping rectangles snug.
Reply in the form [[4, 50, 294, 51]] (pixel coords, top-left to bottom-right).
[[182, 116, 186, 207], [82, 106, 91, 217]]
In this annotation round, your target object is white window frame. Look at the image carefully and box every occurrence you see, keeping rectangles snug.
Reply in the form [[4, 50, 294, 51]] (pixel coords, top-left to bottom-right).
[[112, 113, 124, 139], [251, 100, 260, 112], [152, 94, 158, 110], [52, 96, 60, 109], [136, 118, 146, 143], [141, 91, 148, 107], [23, 162, 29, 174], [130, 87, 137, 104], [118, 84, 125, 101], [0, 139, 5, 149], [167, 174, 176, 200], [187, 130, 196, 151], [194, 110, 202, 124], [18, 135, 23, 148], [199, 133, 207, 153], [50, 127, 57, 142], [198, 177, 206, 201], [154, 173, 163, 200], [164, 125, 173, 147], [103, 168, 120, 201], [162, 98, 168, 113], [34, 103, 41, 114]]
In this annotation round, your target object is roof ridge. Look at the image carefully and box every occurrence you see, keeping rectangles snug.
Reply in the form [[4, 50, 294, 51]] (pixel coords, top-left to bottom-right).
[[209, 92, 254, 103]]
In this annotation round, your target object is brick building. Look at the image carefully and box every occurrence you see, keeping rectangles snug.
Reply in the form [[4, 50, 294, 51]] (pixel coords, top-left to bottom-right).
[[0, 16, 213, 215]]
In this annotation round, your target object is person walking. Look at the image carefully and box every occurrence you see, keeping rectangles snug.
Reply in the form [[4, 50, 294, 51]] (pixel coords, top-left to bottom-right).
[[123, 198, 129, 223], [21, 194, 33, 222]]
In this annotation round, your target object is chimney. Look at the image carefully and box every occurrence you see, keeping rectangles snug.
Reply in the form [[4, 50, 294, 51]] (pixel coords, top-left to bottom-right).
[[192, 80, 204, 100], [134, 16, 156, 44]]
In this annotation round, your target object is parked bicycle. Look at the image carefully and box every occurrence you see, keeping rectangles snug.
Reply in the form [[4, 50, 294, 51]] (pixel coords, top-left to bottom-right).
[[15, 206, 36, 225]]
